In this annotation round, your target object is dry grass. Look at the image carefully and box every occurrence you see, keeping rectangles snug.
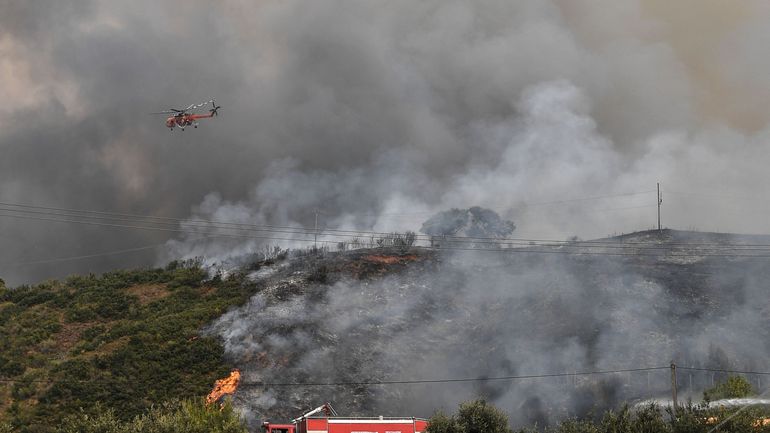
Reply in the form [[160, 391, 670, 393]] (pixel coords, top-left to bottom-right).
[[363, 254, 420, 264], [126, 283, 171, 305], [199, 286, 217, 297], [53, 320, 95, 352]]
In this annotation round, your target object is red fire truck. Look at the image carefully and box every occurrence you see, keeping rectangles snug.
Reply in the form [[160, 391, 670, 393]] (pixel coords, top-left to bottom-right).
[[263, 403, 429, 433]]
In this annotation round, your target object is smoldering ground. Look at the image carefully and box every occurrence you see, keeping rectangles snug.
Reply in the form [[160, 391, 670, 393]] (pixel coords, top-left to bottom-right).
[[205, 241, 770, 428], [5, 1, 770, 284]]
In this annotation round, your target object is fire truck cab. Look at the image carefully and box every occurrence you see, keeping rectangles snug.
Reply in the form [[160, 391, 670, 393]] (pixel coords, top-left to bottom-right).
[[263, 423, 296, 433]]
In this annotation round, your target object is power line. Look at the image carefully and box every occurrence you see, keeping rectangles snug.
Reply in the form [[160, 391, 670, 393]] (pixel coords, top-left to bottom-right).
[[238, 367, 670, 387], [8, 200, 770, 261], [0, 235, 216, 267], [0, 198, 664, 246], [422, 244, 770, 259], [667, 190, 760, 203], [0, 202, 652, 245], [0, 243, 166, 267], [4, 366, 769, 387], [3, 203, 770, 249], [517, 190, 657, 207], [2, 209, 767, 257], [356, 191, 657, 218], [517, 204, 656, 215], [0, 366, 670, 386], [677, 366, 770, 376], [5, 209, 770, 260]]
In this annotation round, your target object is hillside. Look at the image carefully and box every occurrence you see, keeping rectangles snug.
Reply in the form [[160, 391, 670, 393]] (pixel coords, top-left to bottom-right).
[[3, 229, 770, 431], [0, 259, 260, 431], [209, 230, 770, 428]]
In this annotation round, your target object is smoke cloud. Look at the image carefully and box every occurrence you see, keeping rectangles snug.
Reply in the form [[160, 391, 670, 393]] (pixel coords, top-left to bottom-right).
[[3, 1, 770, 283], [5, 0, 770, 426], [206, 245, 770, 427]]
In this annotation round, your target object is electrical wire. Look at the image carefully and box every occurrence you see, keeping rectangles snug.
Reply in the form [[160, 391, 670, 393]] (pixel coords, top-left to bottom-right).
[[0, 366, 670, 386], [0, 235, 217, 267], [517, 190, 657, 207], [4, 208, 770, 260], [0, 243, 167, 267], [6, 365, 770, 387], [2, 366, 766, 387], [238, 367, 670, 387], [2, 204, 769, 249], [0, 200, 674, 246], [678, 366, 770, 376], [6, 199, 770, 262]]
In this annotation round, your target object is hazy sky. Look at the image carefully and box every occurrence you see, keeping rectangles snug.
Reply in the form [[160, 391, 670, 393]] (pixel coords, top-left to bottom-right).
[[3, 0, 770, 285]]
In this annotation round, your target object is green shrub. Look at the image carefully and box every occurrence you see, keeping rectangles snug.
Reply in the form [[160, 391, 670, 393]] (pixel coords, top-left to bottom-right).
[[427, 411, 459, 433], [11, 375, 37, 400], [429, 400, 511, 433], [0, 358, 25, 377], [57, 399, 247, 433], [703, 375, 754, 402]]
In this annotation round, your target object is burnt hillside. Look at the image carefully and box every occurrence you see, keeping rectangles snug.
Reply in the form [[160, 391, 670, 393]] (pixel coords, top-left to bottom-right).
[[209, 230, 770, 428]]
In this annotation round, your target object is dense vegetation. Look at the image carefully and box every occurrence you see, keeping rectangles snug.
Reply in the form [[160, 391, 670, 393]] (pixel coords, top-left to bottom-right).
[[429, 396, 770, 433], [427, 400, 513, 433], [703, 375, 755, 402], [58, 399, 247, 433], [528, 403, 770, 433], [0, 260, 262, 432]]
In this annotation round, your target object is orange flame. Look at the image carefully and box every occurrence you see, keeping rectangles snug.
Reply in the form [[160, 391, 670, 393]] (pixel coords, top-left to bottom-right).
[[206, 369, 241, 406]]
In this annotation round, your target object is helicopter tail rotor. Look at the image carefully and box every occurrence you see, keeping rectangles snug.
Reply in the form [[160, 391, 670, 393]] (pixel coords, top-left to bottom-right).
[[209, 100, 221, 116]]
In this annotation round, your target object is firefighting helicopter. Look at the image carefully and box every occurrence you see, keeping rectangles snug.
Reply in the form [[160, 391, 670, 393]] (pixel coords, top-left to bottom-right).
[[151, 99, 221, 131]]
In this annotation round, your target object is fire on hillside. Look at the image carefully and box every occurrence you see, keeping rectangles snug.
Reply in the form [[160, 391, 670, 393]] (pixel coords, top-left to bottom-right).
[[206, 369, 241, 406]]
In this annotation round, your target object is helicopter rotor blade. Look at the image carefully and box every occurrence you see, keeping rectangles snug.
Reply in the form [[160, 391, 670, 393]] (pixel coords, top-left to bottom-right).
[[150, 107, 187, 114], [153, 100, 216, 116]]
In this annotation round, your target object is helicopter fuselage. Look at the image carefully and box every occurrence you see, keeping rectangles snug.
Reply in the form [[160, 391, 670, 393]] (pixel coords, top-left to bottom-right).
[[166, 112, 215, 130]]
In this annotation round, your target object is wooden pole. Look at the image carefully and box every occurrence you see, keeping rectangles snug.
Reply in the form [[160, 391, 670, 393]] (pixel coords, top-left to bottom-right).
[[657, 182, 662, 231], [671, 362, 678, 417], [314, 209, 319, 249]]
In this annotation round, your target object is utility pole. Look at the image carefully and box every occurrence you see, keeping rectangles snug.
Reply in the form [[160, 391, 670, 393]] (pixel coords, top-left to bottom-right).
[[313, 209, 319, 249], [670, 362, 678, 417], [657, 182, 662, 232]]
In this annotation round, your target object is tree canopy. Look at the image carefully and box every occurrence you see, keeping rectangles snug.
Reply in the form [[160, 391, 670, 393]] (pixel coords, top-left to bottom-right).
[[427, 399, 512, 433], [703, 375, 755, 402], [420, 207, 515, 238]]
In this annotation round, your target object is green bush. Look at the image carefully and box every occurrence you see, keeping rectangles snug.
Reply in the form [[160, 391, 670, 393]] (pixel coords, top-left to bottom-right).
[[703, 375, 754, 402], [427, 411, 459, 433], [429, 400, 511, 433], [0, 358, 25, 377], [58, 399, 247, 433], [11, 375, 37, 400]]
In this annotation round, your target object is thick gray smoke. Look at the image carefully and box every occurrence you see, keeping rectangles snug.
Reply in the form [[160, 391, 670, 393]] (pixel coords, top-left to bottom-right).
[[5, 0, 770, 425], [4, 1, 770, 283], [206, 245, 770, 428]]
